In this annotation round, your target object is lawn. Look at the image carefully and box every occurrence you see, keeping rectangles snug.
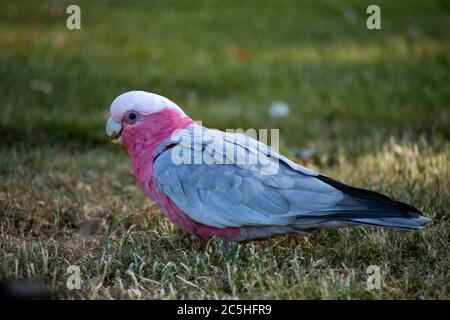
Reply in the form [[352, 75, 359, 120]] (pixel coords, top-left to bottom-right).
[[0, 0, 448, 299]]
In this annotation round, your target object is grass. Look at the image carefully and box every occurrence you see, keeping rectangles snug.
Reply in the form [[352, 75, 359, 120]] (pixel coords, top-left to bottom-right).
[[0, 0, 449, 299]]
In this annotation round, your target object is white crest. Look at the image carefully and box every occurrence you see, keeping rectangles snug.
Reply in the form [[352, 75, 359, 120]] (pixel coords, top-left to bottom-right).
[[110, 91, 186, 121]]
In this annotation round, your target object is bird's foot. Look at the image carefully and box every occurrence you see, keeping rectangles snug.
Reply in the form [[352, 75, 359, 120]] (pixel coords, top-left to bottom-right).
[[183, 234, 201, 246], [220, 240, 237, 254]]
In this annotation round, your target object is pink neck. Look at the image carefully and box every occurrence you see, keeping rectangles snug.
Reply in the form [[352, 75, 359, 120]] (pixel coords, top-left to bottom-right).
[[122, 108, 194, 159], [119, 107, 241, 240]]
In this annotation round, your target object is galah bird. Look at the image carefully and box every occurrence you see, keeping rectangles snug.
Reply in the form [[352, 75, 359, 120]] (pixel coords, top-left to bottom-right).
[[106, 91, 430, 246]]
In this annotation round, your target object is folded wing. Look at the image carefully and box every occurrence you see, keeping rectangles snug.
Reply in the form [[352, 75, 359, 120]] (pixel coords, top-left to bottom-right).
[[153, 125, 344, 228]]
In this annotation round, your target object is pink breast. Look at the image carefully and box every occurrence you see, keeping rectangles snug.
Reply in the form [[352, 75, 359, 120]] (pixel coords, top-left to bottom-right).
[[124, 108, 241, 240], [144, 165, 241, 240]]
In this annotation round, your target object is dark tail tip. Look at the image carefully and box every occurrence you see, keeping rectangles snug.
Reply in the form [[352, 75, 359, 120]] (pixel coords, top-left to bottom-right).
[[316, 174, 427, 219]]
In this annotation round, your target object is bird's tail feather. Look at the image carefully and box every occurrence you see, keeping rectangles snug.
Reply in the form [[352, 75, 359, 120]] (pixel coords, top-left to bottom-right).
[[343, 215, 430, 230], [308, 175, 431, 230]]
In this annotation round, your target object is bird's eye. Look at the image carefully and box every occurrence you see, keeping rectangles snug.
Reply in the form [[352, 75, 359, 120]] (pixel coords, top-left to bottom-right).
[[125, 111, 140, 124]]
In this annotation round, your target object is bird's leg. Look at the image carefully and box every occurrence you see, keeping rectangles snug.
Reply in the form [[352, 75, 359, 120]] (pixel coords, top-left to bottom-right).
[[220, 240, 237, 254], [183, 234, 201, 246], [191, 234, 200, 241]]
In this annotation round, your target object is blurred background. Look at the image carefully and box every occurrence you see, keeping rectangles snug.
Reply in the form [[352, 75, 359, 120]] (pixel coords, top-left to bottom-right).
[[0, 0, 448, 299], [1, 0, 448, 154]]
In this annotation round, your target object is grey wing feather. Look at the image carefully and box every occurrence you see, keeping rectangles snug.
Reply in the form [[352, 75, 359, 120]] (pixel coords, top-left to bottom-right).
[[153, 125, 344, 228]]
